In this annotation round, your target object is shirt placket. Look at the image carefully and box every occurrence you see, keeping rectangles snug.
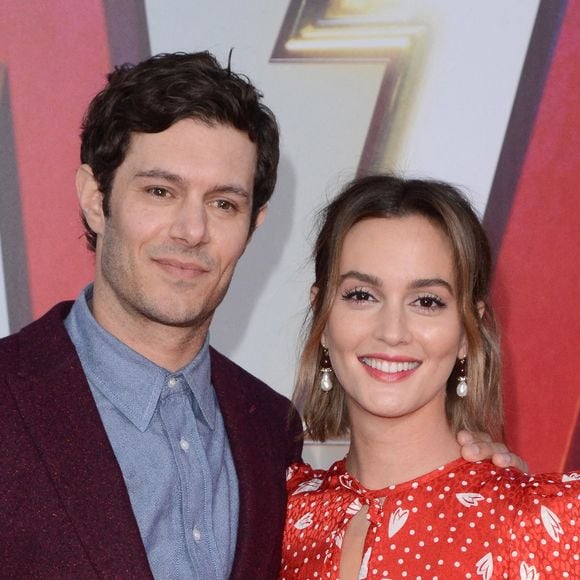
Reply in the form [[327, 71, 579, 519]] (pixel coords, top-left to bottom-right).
[[160, 374, 219, 579]]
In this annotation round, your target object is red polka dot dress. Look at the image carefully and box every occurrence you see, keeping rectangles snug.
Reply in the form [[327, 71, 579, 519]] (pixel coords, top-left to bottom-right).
[[281, 458, 580, 579]]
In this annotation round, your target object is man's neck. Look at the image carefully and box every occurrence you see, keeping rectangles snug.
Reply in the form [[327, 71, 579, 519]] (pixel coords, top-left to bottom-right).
[[90, 295, 208, 372]]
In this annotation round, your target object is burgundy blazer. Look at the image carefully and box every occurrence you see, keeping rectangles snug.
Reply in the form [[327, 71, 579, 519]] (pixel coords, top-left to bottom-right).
[[0, 302, 303, 579]]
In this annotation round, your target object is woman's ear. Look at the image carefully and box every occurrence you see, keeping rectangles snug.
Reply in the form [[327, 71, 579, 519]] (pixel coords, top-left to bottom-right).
[[310, 285, 319, 307], [458, 301, 486, 359], [310, 286, 328, 346], [458, 334, 468, 360], [76, 164, 105, 235]]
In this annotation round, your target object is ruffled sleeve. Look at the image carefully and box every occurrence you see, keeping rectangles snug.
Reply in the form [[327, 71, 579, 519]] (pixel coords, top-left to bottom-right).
[[507, 471, 580, 577], [286, 461, 327, 495]]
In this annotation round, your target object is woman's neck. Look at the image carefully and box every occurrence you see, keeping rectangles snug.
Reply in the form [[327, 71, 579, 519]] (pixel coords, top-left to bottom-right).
[[345, 406, 461, 490]]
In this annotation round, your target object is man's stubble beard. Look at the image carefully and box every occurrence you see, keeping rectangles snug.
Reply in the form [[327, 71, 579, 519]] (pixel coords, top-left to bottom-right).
[[98, 231, 233, 332]]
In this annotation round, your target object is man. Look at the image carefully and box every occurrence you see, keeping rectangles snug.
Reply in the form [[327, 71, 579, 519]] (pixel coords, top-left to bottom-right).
[[0, 52, 521, 579]]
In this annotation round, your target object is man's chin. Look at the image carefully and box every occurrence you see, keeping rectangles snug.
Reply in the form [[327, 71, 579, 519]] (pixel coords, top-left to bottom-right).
[[142, 308, 211, 329]]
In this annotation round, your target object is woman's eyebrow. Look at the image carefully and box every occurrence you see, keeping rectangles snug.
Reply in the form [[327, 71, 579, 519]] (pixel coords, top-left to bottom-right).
[[339, 270, 382, 287], [409, 277, 454, 294]]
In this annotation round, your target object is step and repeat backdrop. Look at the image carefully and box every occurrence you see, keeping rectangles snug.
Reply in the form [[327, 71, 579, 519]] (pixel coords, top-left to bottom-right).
[[0, 0, 577, 471]]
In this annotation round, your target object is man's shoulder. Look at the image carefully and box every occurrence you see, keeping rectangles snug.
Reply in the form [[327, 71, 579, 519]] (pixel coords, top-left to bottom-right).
[[0, 301, 75, 368]]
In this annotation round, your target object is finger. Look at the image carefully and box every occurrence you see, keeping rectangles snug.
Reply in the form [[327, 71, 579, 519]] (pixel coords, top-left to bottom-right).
[[460, 443, 481, 461], [469, 430, 493, 443], [456, 430, 475, 445], [490, 453, 512, 468], [486, 442, 509, 455], [493, 452, 529, 472], [461, 440, 509, 462]]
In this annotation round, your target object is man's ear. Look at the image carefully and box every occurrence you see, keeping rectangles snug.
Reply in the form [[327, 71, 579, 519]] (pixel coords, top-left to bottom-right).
[[76, 164, 105, 235], [254, 203, 268, 230], [245, 204, 268, 245]]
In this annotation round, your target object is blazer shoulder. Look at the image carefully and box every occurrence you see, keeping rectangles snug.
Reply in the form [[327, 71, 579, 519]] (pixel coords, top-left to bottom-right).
[[0, 332, 19, 370], [0, 301, 76, 376]]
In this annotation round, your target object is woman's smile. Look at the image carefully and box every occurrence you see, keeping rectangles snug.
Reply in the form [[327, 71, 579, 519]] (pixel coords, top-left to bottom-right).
[[323, 214, 467, 424]]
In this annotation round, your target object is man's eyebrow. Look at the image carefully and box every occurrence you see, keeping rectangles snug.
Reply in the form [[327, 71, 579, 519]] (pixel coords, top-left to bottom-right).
[[409, 278, 454, 294], [339, 270, 382, 287], [134, 169, 187, 185], [133, 169, 250, 198], [212, 184, 250, 198]]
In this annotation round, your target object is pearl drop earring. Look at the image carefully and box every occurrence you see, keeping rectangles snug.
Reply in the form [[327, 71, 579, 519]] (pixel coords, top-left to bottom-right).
[[319, 348, 333, 392], [456, 357, 468, 398]]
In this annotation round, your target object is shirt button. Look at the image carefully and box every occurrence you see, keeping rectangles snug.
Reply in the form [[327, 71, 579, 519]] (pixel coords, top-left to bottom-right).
[[168, 377, 177, 387], [192, 527, 201, 542], [179, 437, 190, 451]]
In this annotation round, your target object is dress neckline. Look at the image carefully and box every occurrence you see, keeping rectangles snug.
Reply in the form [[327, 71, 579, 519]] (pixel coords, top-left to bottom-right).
[[328, 456, 474, 499]]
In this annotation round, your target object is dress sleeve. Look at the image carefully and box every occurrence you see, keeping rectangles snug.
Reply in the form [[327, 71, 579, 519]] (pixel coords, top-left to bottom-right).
[[286, 462, 326, 495], [508, 472, 580, 578]]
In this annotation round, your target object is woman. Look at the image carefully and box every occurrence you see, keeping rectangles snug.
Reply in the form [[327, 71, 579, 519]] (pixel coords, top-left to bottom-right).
[[281, 175, 579, 579]]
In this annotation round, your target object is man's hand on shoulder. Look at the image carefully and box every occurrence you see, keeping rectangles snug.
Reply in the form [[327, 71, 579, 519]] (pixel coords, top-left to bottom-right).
[[457, 430, 529, 473]]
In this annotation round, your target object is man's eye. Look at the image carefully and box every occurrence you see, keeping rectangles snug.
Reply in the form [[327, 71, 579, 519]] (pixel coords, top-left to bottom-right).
[[215, 199, 235, 211], [148, 187, 168, 198]]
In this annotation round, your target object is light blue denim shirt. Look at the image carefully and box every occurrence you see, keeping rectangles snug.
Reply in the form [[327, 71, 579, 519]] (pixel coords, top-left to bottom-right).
[[65, 286, 239, 579]]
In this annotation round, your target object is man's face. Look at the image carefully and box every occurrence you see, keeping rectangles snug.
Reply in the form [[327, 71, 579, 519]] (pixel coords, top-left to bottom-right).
[[79, 118, 261, 339]]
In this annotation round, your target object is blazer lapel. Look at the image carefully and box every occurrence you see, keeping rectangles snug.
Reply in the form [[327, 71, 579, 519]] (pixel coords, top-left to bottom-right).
[[211, 349, 286, 579], [10, 304, 152, 578]]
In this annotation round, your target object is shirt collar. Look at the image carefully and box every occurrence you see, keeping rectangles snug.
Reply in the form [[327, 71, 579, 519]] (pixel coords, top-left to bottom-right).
[[64, 285, 216, 432]]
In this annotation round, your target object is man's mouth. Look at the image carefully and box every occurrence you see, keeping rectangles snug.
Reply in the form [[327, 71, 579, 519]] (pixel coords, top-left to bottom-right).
[[153, 257, 211, 279], [155, 258, 208, 271]]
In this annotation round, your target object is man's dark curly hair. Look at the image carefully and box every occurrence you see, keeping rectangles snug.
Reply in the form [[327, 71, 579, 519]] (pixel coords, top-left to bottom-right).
[[80, 51, 280, 251]]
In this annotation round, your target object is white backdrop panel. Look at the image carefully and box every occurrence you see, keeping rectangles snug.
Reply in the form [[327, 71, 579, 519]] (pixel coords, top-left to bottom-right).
[[143, 0, 538, 465]]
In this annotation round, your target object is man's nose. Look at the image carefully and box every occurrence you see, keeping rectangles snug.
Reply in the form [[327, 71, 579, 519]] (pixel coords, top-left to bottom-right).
[[168, 199, 209, 246]]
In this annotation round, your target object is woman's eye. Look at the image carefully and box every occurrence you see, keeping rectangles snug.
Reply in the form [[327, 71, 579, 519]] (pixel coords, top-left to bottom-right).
[[414, 295, 446, 311], [341, 288, 375, 303]]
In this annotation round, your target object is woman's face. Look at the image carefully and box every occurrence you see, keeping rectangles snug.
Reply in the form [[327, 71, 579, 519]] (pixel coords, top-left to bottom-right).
[[322, 215, 467, 426]]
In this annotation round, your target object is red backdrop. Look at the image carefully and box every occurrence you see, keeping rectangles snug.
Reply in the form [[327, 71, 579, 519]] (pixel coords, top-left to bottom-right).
[[491, 0, 580, 472], [0, 1, 111, 315]]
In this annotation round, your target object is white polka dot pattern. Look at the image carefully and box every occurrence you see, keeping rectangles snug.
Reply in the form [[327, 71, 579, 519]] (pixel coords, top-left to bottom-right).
[[281, 459, 580, 579]]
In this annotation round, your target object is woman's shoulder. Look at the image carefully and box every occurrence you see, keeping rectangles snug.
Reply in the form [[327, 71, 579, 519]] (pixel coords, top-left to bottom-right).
[[429, 461, 580, 575], [516, 470, 580, 500], [510, 469, 580, 528], [456, 460, 579, 503], [286, 459, 345, 495], [504, 469, 580, 575]]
